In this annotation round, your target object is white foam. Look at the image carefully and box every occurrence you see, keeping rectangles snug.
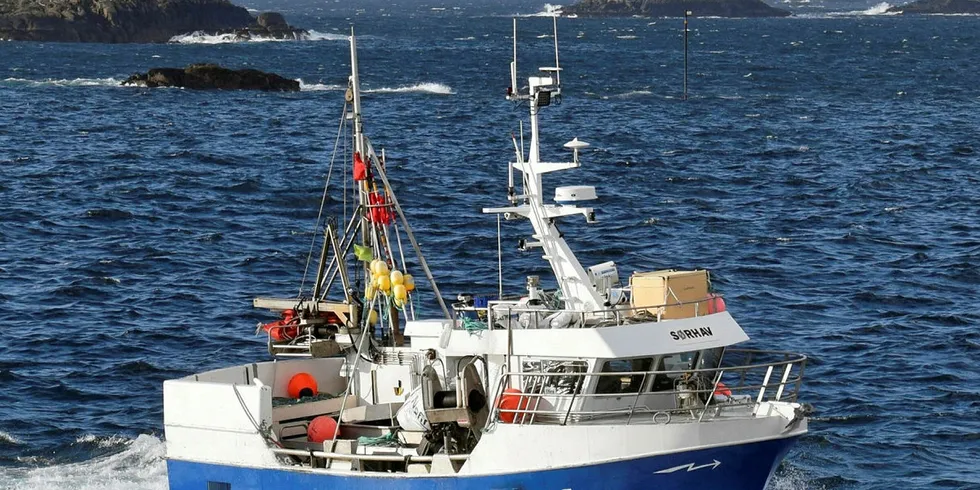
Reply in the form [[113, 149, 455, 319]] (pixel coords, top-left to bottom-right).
[[521, 3, 563, 17], [365, 83, 454, 95], [0, 431, 20, 445], [297, 79, 345, 92], [0, 434, 167, 490], [612, 90, 653, 98], [168, 29, 345, 44], [2, 77, 122, 87], [860, 2, 898, 15], [799, 2, 900, 17]]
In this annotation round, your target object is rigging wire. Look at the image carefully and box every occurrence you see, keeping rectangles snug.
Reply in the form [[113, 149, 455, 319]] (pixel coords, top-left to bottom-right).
[[298, 102, 350, 297]]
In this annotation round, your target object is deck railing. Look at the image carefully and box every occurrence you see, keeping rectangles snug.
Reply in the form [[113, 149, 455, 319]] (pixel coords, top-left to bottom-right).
[[487, 349, 807, 426], [453, 296, 721, 331]]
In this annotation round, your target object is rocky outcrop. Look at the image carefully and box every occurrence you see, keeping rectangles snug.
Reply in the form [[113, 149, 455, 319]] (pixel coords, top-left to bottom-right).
[[886, 0, 980, 13], [0, 0, 305, 43], [122, 64, 300, 91], [563, 0, 791, 17]]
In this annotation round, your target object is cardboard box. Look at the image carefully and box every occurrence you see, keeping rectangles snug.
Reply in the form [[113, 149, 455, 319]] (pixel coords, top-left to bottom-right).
[[630, 270, 710, 319]]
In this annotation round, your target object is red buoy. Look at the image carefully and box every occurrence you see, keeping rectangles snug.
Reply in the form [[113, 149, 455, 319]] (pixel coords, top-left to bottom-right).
[[307, 415, 338, 443], [261, 309, 299, 342], [496, 388, 530, 424], [706, 294, 727, 314], [287, 372, 318, 399], [714, 382, 732, 397]]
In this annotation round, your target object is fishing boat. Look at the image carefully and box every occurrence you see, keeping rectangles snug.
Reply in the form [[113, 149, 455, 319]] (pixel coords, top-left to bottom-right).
[[163, 20, 810, 490]]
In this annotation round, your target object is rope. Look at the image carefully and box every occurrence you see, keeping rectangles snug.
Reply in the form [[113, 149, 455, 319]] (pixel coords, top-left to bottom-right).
[[356, 431, 400, 447], [462, 317, 488, 333], [299, 102, 350, 297]]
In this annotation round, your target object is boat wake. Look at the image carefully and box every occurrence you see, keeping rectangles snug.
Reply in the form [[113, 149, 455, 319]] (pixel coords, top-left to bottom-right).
[[168, 30, 346, 44], [0, 434, 167, 490]]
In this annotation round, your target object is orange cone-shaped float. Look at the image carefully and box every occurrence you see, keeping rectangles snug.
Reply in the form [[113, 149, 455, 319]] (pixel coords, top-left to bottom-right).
[[287, 372, 318, 399]]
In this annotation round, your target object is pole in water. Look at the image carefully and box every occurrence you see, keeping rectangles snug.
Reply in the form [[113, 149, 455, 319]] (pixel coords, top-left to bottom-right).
[[683, 10, 691, 101]]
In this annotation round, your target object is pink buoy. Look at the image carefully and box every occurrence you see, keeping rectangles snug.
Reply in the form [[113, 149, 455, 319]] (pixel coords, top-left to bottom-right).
[[706, 294, 726, 314], [307, 415, 338, 443]]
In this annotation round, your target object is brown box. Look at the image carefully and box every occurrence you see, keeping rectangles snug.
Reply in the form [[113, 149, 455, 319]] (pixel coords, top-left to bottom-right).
[[630, 270, 710, 319]]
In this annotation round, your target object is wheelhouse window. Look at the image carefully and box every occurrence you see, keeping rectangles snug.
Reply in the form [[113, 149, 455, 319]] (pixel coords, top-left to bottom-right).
[[595, 358, 653, 394], [521, 359, 588, 395], [649, 351, 697, 392]]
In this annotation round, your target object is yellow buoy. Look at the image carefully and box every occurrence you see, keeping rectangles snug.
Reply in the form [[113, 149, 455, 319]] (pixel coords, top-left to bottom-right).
[[365, 284, 377, 301], [367, 309, 379, 325], [404, 274, 415, 292], [377, 275, 391, 292], [390, 270, 404, 286], [393, 284, 407, 302]]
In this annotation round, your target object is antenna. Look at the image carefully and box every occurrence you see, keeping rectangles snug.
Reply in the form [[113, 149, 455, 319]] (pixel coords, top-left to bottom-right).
[[510, 18, 519, 97], [552, 15, 561, 89]]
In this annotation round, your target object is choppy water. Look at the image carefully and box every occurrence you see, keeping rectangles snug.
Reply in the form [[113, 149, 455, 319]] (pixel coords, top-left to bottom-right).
[[1, 4, 979, 489]]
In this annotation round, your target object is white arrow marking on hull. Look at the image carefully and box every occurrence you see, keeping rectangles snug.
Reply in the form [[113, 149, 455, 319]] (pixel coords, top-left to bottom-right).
[[654, 459, 721, 474]]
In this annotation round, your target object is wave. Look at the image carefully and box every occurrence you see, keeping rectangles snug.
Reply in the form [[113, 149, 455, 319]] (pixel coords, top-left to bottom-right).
[[521, 3, 563, 17], [365, 83, 454, 95], [168, 29, 345, 44], [297, 79, 345, 92], [0, 434, 167, 490], [796, 2, 900, 17], [2, 77, 122, 88], [848, 2, 897, 15], [0, 431, 20, 445]]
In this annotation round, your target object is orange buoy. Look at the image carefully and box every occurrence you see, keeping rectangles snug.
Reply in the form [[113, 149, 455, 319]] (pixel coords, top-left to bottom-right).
[[496, 388, 530, 424], [287, 372, 318, 399], [262, 309, 299, 342], [714, 382, 732, 397], [706, 294, 727, 314], [307, 415, 338, 443]]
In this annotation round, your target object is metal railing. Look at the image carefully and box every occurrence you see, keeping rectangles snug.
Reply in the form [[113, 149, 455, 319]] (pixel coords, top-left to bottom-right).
[[486, 349, 807, 426], [453, 296, 722, 331]]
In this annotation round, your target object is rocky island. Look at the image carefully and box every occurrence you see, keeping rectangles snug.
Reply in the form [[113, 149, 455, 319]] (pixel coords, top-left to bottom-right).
[[0, 0, 306, 43], [886, 0, 980, 13], [122, 64, 300, 91], [562, 0, 791, 17]]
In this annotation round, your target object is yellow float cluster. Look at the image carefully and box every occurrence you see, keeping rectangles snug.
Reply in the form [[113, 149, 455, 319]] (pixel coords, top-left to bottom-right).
[[367, 259, 415, 308]]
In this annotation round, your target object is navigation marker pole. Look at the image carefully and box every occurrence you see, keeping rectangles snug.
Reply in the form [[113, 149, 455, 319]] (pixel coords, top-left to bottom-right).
[[683, 10, 691, 101]]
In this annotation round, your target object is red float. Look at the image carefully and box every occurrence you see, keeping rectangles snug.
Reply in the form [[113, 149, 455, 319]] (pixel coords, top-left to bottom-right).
[[307, 415, 338, 443], [496, 388, 530, 424], [287, 372, 318, 399]]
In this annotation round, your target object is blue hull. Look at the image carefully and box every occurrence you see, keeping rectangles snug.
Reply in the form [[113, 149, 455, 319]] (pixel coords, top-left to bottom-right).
[[167, 436, 799, 490]]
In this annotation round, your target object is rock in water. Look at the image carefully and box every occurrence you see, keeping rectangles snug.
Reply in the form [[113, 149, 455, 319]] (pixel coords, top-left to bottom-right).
[[0, 0, 305, 43], [122, 64, 300, 91], [886, 0, 980, 13], [563, 0, 791, 17]]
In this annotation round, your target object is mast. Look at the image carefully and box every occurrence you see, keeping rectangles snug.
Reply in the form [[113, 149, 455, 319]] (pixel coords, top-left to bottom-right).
[[349, 28, 372, 284], [485, 18, 606, 312]]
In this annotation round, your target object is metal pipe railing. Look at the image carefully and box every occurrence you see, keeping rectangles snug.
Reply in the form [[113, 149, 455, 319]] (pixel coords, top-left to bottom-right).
[[452, 295, 727, 330], [487, 350, 806, 427]]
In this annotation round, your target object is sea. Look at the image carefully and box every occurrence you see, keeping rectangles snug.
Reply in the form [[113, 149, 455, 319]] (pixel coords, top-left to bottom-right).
[[0, 1, 978, 488]]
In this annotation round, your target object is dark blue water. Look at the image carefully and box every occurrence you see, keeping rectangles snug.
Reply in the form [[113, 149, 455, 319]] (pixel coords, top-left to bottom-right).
[[1, 4, 979, 489]]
